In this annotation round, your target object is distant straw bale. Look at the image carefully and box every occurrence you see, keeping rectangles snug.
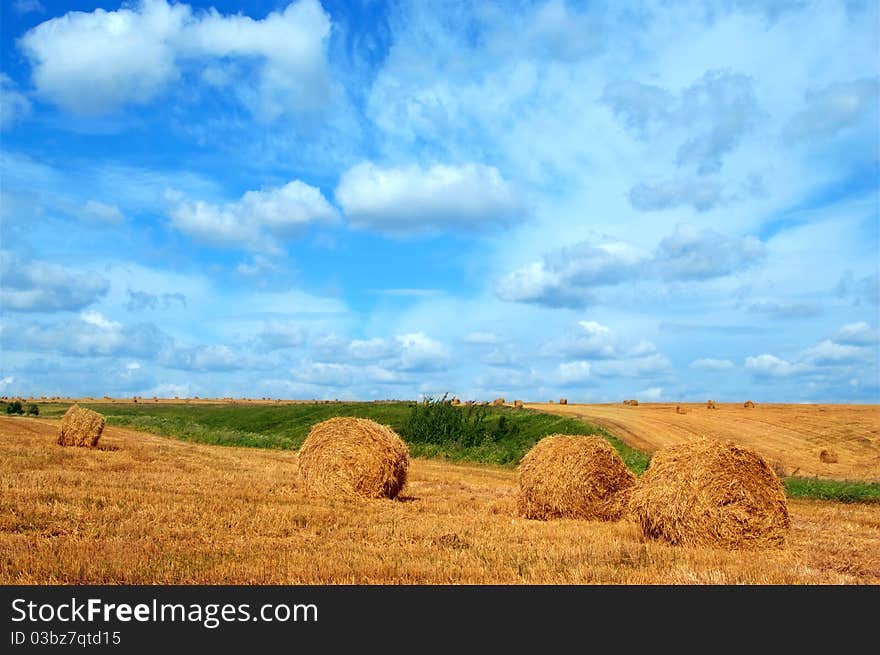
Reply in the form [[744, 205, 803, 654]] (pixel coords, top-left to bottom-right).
[[675, 405, 687, 414], [559, 398, 568, 405], [514, 400, 524, 408], [629, 439, 790, 549], [629, 399, 639, 406], [57, 405, 106, 448], [517, 435, 635, 521], [492, 398, 505, 406], [707, 400, 716, 409], [297, 417, 409, 500], [744, 400, 756, 408], [819, 449, 838, 464]]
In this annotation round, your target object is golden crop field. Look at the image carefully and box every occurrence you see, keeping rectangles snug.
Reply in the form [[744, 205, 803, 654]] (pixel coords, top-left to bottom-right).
[[526, 402, 880, 482], [1, 416, 878, 584]]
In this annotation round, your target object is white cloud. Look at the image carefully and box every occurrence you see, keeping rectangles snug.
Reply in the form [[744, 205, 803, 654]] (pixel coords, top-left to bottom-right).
[[19, 0, 333, 119], [19, 0, 187, 114], [637, 387, 663, 401], [834, 322, 879, 346], [462, 331, 501, 345], [0, 74, 31, 129], [169, 180, 338, 252], [745, 354, 809, 378], [80, 310, 122, 331], [800, 339, 871, 366], [79, 200, 124, 225], [258, 321, 306, 351], [497, 225, 764, 308], [0, 250, 109, 312], [335, 161, 525, 234], [603, 69, 759, 174], [689, 357, 735, 371], [542, 320, 618, 359], [785, 78, 879, 141], [593, 353, 672, 378], [556, 360, 593, 385]]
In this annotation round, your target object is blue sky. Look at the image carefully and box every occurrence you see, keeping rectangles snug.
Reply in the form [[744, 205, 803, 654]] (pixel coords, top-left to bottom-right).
[[1, 0, 878, 402]]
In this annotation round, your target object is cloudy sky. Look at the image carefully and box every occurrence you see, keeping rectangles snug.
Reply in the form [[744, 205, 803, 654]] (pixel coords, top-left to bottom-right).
[[1, 0, 878, 402]]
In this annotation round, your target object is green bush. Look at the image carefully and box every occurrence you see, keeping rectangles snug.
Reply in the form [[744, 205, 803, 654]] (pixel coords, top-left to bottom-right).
[[401, 394, 519, 448], [5, 401, 23, 415], [26, 404, 39, 416]]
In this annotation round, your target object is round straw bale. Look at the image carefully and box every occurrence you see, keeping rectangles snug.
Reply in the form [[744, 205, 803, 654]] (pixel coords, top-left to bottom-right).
[[517, 435, 636, 521], [819, 449, 838, 464], [706, 399, 716, 409], [57, 404, 106, 447], [559, 398, 568, 405], [629, 399, 639, 406], [744, 400, 756, 408], [514, 399, 524, 408], [297, 417, 409, 500], [629, 439, 790, 549], [492, 397, 505, 406]]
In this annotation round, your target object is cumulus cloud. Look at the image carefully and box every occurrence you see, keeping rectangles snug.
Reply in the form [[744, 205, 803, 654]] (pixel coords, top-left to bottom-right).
[[79, 200, 124, 225], [0, 250, 109, 312], [555, 360, 593, 385], [603, 69, 759, 174], [162, 344, 270, 372], [689, 357, 735, 370], [542, 320, 618, 359], [0, 74, 31, 130], [654, 225, 764, 281], [746, 326, 877, 379], [309, 331, 450, 373], [497, 226, 764, 308], [744, 353, 809, 378], [800, 339, 871, 366], [168, 180, 338, 252], [335, 162, 525, 235], [834, 322, 879, 346], [5, 313, 168, 358], [257, 321, 306, 351], [628, 178, 725, 212], [18, 0, 333, 119], [785, 78, 880, 141]]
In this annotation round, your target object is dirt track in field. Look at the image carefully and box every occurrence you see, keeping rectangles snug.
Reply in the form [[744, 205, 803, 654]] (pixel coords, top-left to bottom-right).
[[2, 415, 879, 584], [526, 402, 880, 482]]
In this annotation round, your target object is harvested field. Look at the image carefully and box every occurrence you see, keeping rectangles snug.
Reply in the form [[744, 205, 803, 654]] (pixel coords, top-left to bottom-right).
[[526, 403, 880, 482], [1, 416, 878, 584]]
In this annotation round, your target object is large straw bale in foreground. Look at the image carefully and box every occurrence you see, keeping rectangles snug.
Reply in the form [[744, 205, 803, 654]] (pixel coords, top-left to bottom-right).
[[517, 435, 636, 521], [297, 417, 409, 499], [630, 439, 789, 549], [57, 405, 105, 447]]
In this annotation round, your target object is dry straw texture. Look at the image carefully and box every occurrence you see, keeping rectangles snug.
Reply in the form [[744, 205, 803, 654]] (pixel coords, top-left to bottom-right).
[[517, 435, 636, 521], [819, 449, 839, 464], [297, 417, 409, 500], [629, 439, 790, 549], [57, 405, 106, 448]]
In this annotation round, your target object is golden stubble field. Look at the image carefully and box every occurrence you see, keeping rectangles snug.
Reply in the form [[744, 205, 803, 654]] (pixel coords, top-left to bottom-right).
[[1, 416, 878, 584], [527, 402, 880, 482]]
